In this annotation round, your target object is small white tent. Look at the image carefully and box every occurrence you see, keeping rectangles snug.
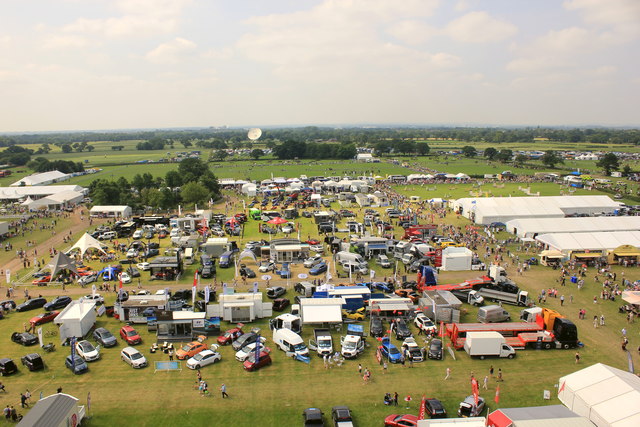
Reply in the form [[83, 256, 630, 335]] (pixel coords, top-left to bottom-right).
[[70, 233, 107, 255], [440, 247, 473, 271], [558, 363, 640, 427]]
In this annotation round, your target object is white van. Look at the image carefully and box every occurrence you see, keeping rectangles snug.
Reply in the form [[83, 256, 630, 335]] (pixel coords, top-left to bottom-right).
[[184, 247, 194, 265], [98, 231, 116, 240], [272, 328, 309, 358], [335, 251, 367, 268]]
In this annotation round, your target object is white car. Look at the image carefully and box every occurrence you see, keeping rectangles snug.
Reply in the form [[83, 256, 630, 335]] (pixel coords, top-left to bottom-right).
[[137, 262, 151, 271], [126, 248, 139, 258], [132, 230, 143, 239], [235, 342, 270, 362], [76, 340, 100, 362], [155, 289, 168, 296], [281, 224, 294, 234], [186, 350, 221, 370], [84, 294, 105, 304], [120, 272, 131, 284], [121, 347, 147, 368], [137, 290, 151, 295], [401, 337, 424, 362], [303, 255, 324, 268], [310, 244, 324, 254], [78, 274, 98, 286], [258, 261, 276, 273], [414, 313, 437, 334], [169, 228, 181, 238]]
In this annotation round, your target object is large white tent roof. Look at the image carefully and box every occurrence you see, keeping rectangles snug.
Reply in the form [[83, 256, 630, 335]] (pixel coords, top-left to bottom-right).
[[70, 233, 106, 255], [507, 216, 640, 237], [536, 231, 640, 252], [558, 363, 640, 427]]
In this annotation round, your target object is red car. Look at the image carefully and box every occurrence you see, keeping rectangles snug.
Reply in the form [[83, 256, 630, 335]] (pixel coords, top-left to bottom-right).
[[29, 311, 60, 326], [243, 351, 272, 372], [120, 325, 142, 345], [384, 414, 419, 427], [32, 276, 52, 286], [217, 327, 244, 345]]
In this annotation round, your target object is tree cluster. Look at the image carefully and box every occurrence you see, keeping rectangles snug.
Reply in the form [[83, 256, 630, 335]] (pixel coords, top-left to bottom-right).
[[272, 140, 357, 160], [0, 146, 33, 166], [27, 158, 84, 174], [136, 137, 167, 150]]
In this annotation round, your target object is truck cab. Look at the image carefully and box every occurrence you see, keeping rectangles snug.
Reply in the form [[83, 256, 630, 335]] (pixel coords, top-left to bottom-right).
[[308, 328, 333, 357], [340, 324, 365, 359], [269, 313, 302, 334]]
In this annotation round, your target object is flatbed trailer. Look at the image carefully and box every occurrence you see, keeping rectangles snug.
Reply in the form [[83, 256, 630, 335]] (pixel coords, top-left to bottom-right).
[[447, 321, 544, 349]]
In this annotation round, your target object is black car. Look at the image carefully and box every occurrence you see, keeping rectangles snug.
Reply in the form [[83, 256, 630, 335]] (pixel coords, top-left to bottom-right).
[[43, 296, 72, 311], [393, 319, 412, 340], [0, 299, 16, 309], [232, 332, 263, 351], [16, 298, 47, 312], [199, 265, 215, 279], [20, 353, 44, 371], [266, 287, 286, 299], [171, 289, 191, 301], [272, 298, 290, 312], [239, 266, 256, 278], [127, 267, 141, 278], [93, 327, 118, 348], [0, 358, 18, 376], [11, 332, 38, 346], [370, 315, 384, 337], [144, 248, 160, 258], [425, 398, 447, 418], [428, 339, 443, 360], [303, 408, 325, 426], [331, 406, 353, 426]]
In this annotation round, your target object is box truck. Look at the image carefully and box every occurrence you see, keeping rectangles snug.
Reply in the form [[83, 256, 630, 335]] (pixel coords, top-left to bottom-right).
[[463, 331, 516, 359]]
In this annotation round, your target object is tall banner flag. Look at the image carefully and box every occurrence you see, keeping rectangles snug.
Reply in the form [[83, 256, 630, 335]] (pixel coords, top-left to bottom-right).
[[87, 392, 91, 411], [254, 334, 261, 361], [494, 385, 500, 404], [204, 285, 211, 304], [70, 337, 77, 367], [37, 327, 43, 347], [253, 282, 258, 293], [471, 376, 479, 406], [418, 396, 426, 420], [192, 271, 198, 306], [92, 284, 97, 299]]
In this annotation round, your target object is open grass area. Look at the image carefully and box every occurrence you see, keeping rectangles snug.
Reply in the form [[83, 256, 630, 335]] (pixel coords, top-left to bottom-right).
[[0, 196, 638, 426]]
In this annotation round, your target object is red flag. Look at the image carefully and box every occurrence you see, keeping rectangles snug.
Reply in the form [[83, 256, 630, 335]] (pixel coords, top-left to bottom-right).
[[119, 273, 123, 289], [471, 377, 479, 406], [418, 395, 426, 420], [494, 385, 500, 404], [558, 381, 565, 395], [439, 321, 445, 337], [193, 271, 198, 289]]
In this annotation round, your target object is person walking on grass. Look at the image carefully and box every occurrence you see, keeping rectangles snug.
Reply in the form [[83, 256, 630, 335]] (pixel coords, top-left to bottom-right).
[[444, 367, 451, 380], [221, 383, 229, 398]]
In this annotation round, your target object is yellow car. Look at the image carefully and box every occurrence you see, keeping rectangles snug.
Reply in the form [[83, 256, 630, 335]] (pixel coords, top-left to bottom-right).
[[342, 308, 366, 321]]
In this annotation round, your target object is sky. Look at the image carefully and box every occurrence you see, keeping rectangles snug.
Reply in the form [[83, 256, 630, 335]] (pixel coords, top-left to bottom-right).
[[0, 0, 639, 132]]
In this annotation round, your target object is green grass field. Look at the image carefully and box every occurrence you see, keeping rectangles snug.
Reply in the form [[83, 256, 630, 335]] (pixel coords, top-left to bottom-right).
[[0, 198, 637, 426]]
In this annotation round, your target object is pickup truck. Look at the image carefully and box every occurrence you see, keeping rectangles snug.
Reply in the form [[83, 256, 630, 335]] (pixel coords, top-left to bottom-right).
[[308, 328, 333, 357]]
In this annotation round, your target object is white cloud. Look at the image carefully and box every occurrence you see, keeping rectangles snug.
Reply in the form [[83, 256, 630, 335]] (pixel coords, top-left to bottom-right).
[[387, 20, 437, 45], [431, 52, 461, 68], [63, 0, 191, 38], [564, 0, 640, 41], [145, 37, 196, 64], [591, 65, 617, 76], [43, 34, 90, 49], [445, 11, 517, 43]]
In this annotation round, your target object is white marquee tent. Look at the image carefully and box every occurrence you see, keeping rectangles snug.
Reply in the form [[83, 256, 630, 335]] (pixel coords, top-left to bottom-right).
[[558, 363, 640, 426], [506, 216, 640, 238], [440, 247, 473, 271], [452, 195, 621, 225], [535, 231, 640, 253], [70, 233, 107, 255]]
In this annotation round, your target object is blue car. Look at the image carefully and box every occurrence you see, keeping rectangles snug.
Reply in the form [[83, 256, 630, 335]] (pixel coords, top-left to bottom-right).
[[277, 262, 292, 279], [309, 262, 327, 276], [368, 282, 393, 293], [379, 337, 403, 363], [65, 355, 88, 375]]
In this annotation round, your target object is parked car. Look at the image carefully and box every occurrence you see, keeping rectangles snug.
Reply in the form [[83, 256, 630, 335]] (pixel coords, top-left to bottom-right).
[[186, 349, 221, 369], [65, 355, 88, 375], [258, 261, 276, 272], [126, 248, 138, 258], [458, 395, 485, 417], [78, 274, 98, 286], [76, 340, 100, 362], [137, 262, 151, 271], [266, 286, 286, 299], [119, 325, 142, 345], [43, 296, 72, 311], [384, 414, 418, 427], [120, 347, 148, 368], [414, 313, 437, 335], [379, 337, 403, 363], [331, 406, 354, 427], [232, 332, 265, 351], [120, 272, 131, 284], [0, 299, 16, 309], [31, 275, 52, 285], [303, 407, 324, 426], [176, 341, 207, 360], [428, 339, 443, 360], [29, 310, 59, 326], [217, 327, 244, 345], [392, 318, 412, 340], [0, 358, 18, 376], [375, 254, 392, 268], [401, 338, 424, 362], [273, 298, 290, 312], [309, 262, 328, 276], [342, 307, 365, 321], [370, 316, 384, 337], [239, 266, 256, 278], [11, 332, 38, 346], [93, 328, 117, 348], [243, 350, 272, 371], [235, 343, 270, 362], [369, 282, 393, 293], [303, 255, 324, 268], [424, 398, 447, 418], [20, 353, 44, 371], [16, 298, 47, 312], [127, 267, 141, 278]]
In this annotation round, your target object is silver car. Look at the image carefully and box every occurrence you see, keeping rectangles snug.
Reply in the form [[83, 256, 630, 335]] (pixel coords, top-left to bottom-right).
[[121, 347, 147, 368]]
